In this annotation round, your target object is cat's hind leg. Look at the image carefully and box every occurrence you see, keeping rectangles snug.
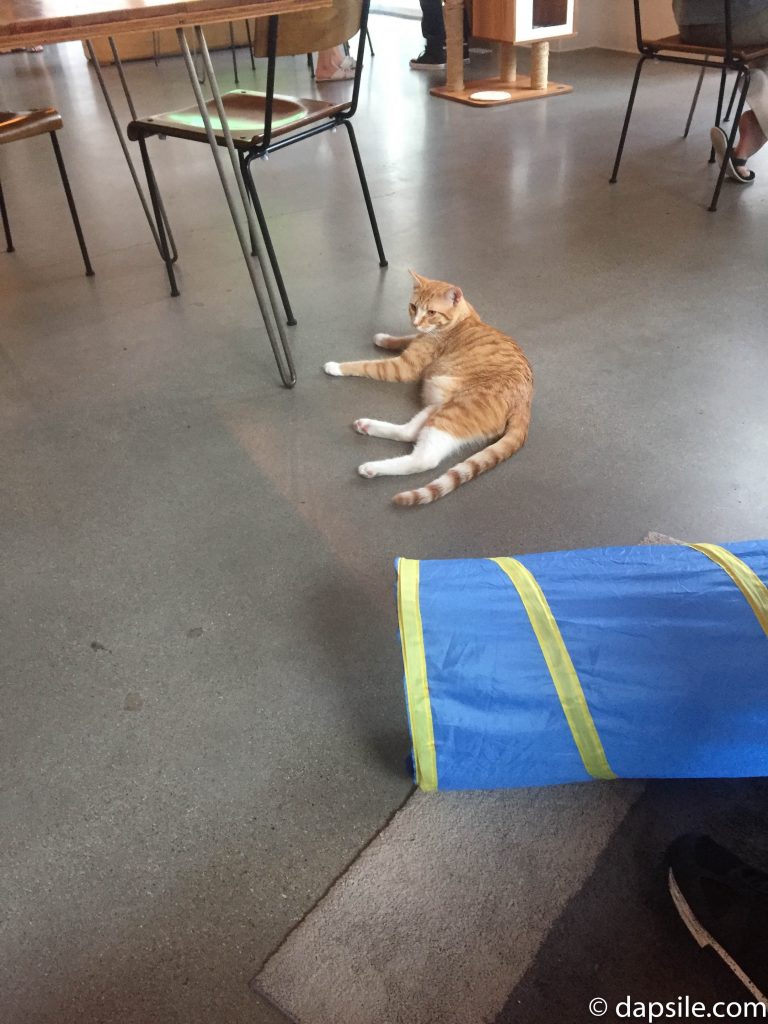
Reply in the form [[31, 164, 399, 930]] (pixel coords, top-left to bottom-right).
[[358, 426, 461, 478], [354, 407, 433, 442]]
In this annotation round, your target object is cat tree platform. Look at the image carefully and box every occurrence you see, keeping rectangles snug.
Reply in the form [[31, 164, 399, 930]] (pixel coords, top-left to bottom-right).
[[429, 73, 572, 107], [431, 0, 576, 108]]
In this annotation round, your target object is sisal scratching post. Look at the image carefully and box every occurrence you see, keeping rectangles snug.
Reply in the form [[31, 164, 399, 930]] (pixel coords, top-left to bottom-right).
[[443, 0, 465, 93], [530, 40, 549, 90], [499, 42, 517, 84]]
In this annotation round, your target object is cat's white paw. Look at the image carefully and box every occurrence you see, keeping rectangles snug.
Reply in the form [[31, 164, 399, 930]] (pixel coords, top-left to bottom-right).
[[324, 361, 343, 377], [373, 333, 391, 349], [353, 419, 371, 435], [358, 462, 378, 478]]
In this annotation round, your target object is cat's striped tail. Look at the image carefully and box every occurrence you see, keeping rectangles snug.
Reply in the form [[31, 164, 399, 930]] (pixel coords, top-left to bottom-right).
[[393, 420, 529, 507]]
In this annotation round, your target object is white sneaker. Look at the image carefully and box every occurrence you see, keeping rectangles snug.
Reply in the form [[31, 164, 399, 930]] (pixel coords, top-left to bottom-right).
[[316, 55, 356, 82]]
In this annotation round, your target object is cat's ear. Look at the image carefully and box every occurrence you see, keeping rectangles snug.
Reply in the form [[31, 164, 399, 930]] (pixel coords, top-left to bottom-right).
[[445, 286, 463, 306], [408, 269, 424, 284]]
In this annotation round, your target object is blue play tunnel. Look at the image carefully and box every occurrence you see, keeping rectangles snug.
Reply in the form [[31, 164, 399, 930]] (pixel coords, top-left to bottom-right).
[[396, 541, 768, 791]]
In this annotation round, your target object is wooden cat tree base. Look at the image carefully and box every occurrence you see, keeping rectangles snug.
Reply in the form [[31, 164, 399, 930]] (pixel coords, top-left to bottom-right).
[[432, 0, 576, 108], [429, 73, 572, 107]]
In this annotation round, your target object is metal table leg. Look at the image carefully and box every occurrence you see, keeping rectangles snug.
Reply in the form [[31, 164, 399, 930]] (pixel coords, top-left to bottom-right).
[[176, 26, 296, 388]]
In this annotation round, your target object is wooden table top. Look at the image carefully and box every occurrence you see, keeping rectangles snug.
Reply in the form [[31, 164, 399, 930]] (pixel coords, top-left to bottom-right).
[[0, 0, 330, 49]]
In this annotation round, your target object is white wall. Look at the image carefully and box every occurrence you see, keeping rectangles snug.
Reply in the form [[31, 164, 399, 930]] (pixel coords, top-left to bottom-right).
[[558, 0, 678, 52]]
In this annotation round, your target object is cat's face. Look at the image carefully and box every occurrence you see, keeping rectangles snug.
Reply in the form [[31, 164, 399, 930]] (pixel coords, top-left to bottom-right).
[[408, 271, 463, 333]]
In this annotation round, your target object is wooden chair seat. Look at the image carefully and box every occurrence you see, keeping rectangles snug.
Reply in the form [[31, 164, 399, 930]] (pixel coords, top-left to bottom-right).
[[128, 91, 349, 150], [0, 108, 63, 144], [645, 33, 768, 62], [0, 106, 93, 275]]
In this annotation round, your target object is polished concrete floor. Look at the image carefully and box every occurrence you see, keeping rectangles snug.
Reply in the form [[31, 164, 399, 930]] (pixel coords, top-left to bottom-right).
[[2, 18, 768, 1024]]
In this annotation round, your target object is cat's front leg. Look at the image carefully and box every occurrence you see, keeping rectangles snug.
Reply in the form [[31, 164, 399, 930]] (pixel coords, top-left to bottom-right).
[[324, 341, 434, 382], [373, 333, 418, 352], [324, 359, 410, 381]]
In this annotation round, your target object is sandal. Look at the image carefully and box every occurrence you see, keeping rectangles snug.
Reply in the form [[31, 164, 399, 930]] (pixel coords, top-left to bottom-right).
[[710, 124, 756, 183]]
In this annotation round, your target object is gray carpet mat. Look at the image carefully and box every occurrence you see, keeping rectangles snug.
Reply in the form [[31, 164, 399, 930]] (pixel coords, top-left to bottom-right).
[[254, 534, 768, 1023], [254, 783, 644, 1024], [255, 779, 768, 1024]]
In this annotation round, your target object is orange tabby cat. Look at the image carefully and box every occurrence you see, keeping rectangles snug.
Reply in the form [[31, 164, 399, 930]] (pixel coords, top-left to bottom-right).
[[324, 271, 534, 506]]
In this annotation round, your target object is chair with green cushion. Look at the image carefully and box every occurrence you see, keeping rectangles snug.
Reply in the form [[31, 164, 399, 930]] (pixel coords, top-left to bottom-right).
[[127, 0, 386, 325]]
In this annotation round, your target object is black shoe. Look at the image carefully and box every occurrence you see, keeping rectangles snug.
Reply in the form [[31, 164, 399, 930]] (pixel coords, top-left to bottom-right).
[[409, 45, 470, 71], [667, 834, 768, 1004], [409, 48, 446, 70]]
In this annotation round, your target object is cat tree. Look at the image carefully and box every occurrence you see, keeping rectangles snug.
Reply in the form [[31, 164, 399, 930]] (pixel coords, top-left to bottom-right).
[[431, 0, 576, 107]]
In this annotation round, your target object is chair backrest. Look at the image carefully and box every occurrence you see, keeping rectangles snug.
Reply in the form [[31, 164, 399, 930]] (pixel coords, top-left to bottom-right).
[[251, 0, 363, 57], [638, 0, 736, 57]]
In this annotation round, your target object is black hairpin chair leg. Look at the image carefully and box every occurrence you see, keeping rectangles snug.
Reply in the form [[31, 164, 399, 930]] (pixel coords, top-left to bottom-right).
[[684, 58, 708, 138], [341, 119, 387, 267], [686, 63, 741, 141], [0, 177, 13, 252], [245, 20, 256, 71], [708, 63, 730, 162], [724, 68, 744, 122], [241, 153, 296, 326], [610, 55, 647, 183], [229, 22, 239, 85], [135, 134, 180, 295], [709, 66, 750, 211], [49, 132, 94, 276]]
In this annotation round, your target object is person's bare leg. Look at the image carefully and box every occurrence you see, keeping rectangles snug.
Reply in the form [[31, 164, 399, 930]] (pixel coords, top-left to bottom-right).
[[315, 46, 356, 81], [734, 109, 767, 166], [314, 46, 344, 80]]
